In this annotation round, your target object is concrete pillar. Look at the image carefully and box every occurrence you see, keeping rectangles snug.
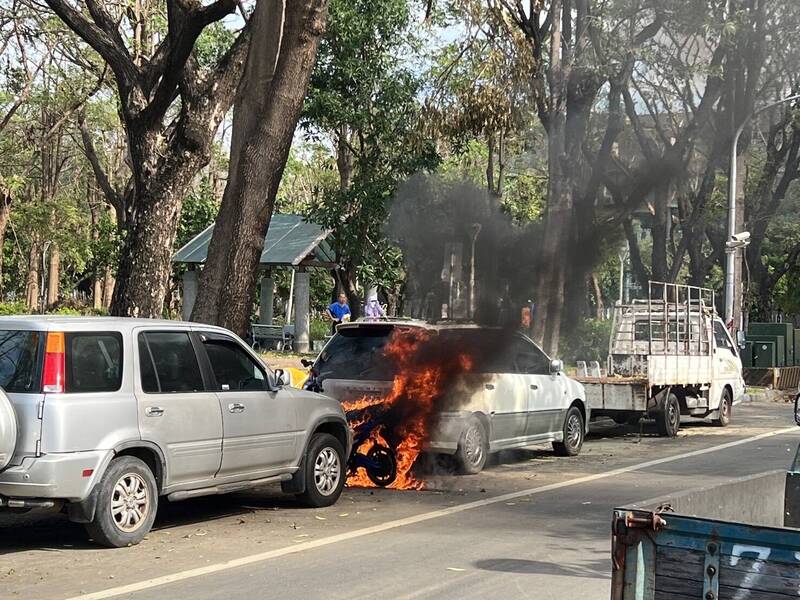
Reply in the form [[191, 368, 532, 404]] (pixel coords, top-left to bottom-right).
[[293, 269, 310, 353], [182, 269, 198, 321], [259, 273, 274, 325]]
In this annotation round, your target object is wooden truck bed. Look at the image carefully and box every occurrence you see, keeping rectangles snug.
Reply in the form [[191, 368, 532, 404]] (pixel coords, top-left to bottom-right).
[[573, 377, 649, 413]]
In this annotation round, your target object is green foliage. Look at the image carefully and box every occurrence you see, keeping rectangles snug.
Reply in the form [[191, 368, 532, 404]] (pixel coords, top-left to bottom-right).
[[177, 179, 219, 249], [560, 319, 613, 366], [0, 302, 29, 316], [194, 22, 236, 69], [310, 318, 330, 342], [302, 0, 440, 300], [48, 306, 82, 316]]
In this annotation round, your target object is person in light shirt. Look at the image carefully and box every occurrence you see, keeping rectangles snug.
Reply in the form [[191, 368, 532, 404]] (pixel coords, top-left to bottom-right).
[[363, 294, 386, 319]]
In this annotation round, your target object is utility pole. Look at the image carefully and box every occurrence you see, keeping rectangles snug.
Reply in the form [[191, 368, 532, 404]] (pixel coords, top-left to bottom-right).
[[725, 93, 800, 329]]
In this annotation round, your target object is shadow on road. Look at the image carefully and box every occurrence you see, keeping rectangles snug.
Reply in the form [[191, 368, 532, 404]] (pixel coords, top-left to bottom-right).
[[474, 557, 610, 579], [0, 486, 295, 554]]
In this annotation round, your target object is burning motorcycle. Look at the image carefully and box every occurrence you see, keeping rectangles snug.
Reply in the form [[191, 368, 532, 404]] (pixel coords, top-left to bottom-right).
[[344, 399, 398, 488]]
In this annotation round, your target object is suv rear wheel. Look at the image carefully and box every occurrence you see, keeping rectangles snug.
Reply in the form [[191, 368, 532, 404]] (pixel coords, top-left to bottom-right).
[[85, 456, 158, 548], [297, 433, 346, 508]]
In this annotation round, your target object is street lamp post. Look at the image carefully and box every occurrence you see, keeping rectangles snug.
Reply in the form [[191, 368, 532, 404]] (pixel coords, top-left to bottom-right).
[[725, 93, 800, 328]]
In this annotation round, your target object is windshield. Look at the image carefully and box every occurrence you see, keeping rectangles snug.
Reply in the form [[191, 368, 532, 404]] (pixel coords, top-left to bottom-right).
[[0, 330, 44, 393], [315, 326, 521, 381]]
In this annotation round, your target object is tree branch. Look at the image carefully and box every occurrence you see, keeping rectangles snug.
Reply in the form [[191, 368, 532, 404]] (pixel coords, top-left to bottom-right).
[[43, 0, 139, 94], [77, 113, 125, 219]]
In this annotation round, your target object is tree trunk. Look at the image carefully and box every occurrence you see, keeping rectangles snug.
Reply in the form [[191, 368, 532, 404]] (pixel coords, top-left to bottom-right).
[[103, 268, 115, 310], [46, 245, 59, 307], [651, 184, 670, 282], [193, 0, 329, 336], [89, 200, 103, 309], [336, 126, 353, 191], [25, 240, 41, 310], [0, 191, 11, 297], [533, 0, 569, 357], [334, 264, 360, 319], [591, 272, 604, 319], [486, 133, 495, 195]]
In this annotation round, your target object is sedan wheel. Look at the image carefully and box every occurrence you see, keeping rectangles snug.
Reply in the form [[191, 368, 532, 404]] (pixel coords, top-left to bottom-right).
[[553, 406, 585, 456], [456, 417, 489, 475]]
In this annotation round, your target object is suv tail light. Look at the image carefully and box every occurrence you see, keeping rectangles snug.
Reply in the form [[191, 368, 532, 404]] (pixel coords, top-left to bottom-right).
[[42, 332, 65, 393]]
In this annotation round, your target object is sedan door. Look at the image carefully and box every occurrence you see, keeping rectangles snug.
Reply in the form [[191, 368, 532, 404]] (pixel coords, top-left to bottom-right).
[[479, 344, 530, 448], [196, 331, 298, 479], [510, 336, 567, 438], [135, 330, 223, 487]]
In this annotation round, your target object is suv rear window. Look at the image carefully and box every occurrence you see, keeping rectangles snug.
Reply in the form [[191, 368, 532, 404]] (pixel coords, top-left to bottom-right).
[[0, 330, 44, 393], [316, 326, 399, 381], [66, 333, 123, 393]]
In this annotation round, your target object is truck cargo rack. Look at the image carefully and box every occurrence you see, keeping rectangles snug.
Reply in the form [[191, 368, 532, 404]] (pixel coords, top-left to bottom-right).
[[609, 281, 715, 377]]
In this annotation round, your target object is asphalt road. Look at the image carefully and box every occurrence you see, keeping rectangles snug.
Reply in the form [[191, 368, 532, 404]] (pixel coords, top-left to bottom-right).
[[2, 401, 799, 600]]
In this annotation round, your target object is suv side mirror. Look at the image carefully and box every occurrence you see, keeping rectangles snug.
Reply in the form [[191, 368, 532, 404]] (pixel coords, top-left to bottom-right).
[[274, 368, 290, 388], [549, 359, 564, 374]]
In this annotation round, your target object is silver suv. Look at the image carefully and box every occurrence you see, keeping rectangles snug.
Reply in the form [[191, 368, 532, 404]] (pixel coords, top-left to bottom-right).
[[0, 317, 351, 547]]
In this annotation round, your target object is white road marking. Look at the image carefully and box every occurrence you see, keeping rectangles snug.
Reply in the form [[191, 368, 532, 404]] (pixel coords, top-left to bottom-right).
[[68, 426, 800, 600]]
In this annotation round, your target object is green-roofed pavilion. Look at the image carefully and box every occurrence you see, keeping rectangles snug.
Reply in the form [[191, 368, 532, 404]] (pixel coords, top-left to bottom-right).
[[172, 214, 336, 268], [173, 214, 335, 352]]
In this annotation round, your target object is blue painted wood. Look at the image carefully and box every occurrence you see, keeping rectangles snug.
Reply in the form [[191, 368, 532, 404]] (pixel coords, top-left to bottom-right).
[[613, 508, 800, 600]]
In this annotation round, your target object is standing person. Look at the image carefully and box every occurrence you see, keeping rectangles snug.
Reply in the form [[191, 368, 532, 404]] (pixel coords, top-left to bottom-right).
[[327, 292, 351, 334], [364, 294, 386, 319]]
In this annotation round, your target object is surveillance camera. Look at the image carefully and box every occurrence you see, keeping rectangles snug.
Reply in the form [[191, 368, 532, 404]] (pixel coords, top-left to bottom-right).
[[731, 231, 750, 243]]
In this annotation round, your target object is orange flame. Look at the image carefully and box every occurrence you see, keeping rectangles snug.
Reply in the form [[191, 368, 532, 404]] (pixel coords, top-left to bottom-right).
[[344, 329, 477, 490]]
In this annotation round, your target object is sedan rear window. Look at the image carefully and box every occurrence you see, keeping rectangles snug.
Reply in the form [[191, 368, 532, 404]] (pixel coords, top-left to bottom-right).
[[0, 330, 44, 393]]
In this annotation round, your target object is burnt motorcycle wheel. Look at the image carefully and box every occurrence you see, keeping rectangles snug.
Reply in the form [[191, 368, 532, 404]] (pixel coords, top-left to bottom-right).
[[366, 445, 397, 487]]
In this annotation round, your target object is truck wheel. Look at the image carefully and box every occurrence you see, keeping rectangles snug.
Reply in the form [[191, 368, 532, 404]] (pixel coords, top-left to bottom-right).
[[297, 433, 345, 508], [553, 406, 585, 456], [714, 389, 732, 427], [84, 456, 158, 548], [656, 393, 680, 437], [456, 417, 488, 474]]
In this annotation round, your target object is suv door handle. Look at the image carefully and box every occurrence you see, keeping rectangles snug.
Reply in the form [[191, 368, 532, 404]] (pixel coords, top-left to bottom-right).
[[228, 403, 246, 413], [530, 384, 539, 390], [145, 406, 164, 417], [484, 383, 495, 391]]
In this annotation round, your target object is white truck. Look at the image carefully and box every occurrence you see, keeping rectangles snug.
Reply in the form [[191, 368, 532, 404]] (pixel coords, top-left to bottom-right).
[[577, 281, 746, 436]]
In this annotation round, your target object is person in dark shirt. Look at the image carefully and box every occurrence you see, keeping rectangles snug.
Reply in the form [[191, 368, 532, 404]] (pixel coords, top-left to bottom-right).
[[327, 293, 351, 334]]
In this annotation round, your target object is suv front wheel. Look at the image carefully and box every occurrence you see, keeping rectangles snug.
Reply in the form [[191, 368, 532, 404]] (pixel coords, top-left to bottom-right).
[[85, 456, 158, 548], [297, 433, 346, 508]]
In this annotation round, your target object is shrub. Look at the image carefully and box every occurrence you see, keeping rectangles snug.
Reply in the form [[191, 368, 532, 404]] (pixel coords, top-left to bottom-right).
[[310, 318, 330, 342], [560, 318, 612, 366], [0, 302, 29, 316]]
